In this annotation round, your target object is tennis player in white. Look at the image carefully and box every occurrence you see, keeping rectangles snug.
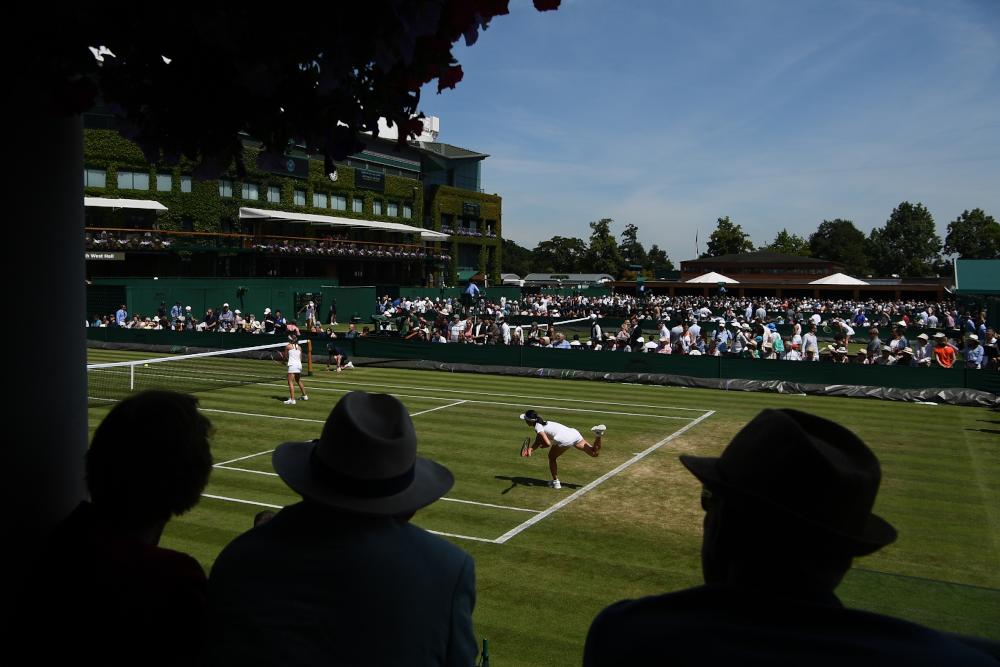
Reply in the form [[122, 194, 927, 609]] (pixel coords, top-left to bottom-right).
[[519, 410, 605, 489], [283, 334, 309, 405]]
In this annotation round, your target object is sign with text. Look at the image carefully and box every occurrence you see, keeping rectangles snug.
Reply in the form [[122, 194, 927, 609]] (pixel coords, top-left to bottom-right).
[[256, 153, 309, 179], [462, 201, 481, 217], [355, 169, 385, 192], [85, 252, 125, 261]]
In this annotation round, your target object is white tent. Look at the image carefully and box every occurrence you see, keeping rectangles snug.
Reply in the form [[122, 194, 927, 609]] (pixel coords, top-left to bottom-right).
[[84, 197, 167, 212], [809, 273, 869, 286], [685, 271, 739, 284], [239, 207, 449, 240]]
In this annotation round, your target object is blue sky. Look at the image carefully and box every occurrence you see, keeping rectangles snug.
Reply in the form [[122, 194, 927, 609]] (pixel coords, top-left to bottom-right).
[[417, 0, 1000, 263]]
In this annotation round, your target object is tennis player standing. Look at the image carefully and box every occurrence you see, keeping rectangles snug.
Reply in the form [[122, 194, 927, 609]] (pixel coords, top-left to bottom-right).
[[284, 334, 309, 405], [519, 410, 605, 489]]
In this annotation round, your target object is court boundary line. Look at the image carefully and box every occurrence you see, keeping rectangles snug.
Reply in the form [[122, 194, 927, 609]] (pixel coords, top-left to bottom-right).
[[493, 409, 716, 544]]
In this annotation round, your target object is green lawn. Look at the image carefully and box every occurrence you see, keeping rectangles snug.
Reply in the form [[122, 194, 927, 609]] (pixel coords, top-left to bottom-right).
[[87, 348, 1000, 665]]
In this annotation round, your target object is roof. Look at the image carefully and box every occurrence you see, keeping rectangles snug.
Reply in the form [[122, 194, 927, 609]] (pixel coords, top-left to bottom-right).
[[84, 197, 167, 212], [522, 273, 615, 283], [809, 272, 869, 286], [685, 271, 739, 284], [954, 259, 1000, 295], [683, 251, 831, 265], [413, 142, 489, 160], [238, 207, 449, 240]]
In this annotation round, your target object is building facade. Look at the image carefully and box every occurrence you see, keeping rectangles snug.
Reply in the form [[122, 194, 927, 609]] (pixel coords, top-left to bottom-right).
[[82, 112, 502, 287]]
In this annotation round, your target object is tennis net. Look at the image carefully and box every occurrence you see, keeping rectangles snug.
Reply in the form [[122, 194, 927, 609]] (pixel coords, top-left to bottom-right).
[[87, 341, 312, 403]]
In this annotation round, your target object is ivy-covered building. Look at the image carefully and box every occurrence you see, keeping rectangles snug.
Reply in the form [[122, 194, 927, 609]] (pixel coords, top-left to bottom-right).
[[82, 112, 502, 286]]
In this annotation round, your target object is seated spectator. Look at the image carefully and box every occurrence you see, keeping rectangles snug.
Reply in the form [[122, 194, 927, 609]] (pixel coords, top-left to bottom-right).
[[14, 391, 213, 666], [584, 409, 996, 666], [203, 392, 477, 666]]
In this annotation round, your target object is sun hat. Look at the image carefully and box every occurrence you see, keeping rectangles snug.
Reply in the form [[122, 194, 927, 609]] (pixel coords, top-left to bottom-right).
[[680, 409, 897, 555], [272, 392, 453, 516]]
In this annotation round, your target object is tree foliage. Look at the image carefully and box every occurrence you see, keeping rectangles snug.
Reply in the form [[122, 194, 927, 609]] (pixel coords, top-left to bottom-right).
[[866, 202, 942, 276], [808, 219, 870, 275], [760, 229, 810, 256], [618, 223, 647, 266], [38, 1, 560, 175], [501, 238, 532, 276], [531, 236, 587, 273], [704, 216, 754, 257], [944, 208, 1000, 259], [647, 244, 674, 274], [585, 218, 626, 277]]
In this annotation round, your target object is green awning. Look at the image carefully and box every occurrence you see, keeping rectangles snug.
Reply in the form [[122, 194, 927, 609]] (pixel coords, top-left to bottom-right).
[[457, 269, 479, 281], [954, 259, 1000, 295]]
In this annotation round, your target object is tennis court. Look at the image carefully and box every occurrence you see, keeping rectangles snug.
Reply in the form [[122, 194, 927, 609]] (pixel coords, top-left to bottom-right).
[[86, 346, 1000, 665]]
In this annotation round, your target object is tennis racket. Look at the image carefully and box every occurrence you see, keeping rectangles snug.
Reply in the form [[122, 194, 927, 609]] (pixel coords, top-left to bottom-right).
[[520, 437, 532, 457]]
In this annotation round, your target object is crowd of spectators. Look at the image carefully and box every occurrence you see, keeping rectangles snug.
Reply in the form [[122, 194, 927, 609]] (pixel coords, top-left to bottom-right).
[[86, 230, 172, 251]]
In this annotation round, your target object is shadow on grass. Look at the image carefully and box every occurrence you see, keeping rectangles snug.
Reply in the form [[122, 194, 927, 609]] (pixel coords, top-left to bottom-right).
[[966, 428, 1000, 436], [495, 475, 582, 494]]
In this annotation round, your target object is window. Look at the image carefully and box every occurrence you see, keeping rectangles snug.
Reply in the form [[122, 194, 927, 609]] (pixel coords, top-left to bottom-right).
[[353, 197, 363, 213], [387, 201, 398, 217], [402, 204, 412, 219], [373, 200, 383, 216], [294, 189, 306, 206], [241, 183, 259, 200], [331, 195, 347, 211], [83, 169, 106, 188], [219, 180, 233, 198], [118, 170, 150, 190], [313, 192, 328, 208], [267, 186, 280, 203], [156, 173, 172, 192], [180, 176, 192, 193]]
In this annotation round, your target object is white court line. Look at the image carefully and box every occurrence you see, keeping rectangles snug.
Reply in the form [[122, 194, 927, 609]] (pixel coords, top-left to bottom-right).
[[411, 400, 468, 417], [211, 465, 539, 513], [254, 383, 694, 421], [299, 376, 707, 411], [202, 493, 283, 509], [200, 408, 325, 424], [493, 409, 716, 544], [215, 449, 275, 467], [426, 530, 498, 544]]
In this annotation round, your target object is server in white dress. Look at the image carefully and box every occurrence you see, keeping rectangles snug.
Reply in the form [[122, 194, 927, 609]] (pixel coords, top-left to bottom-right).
[[519, 410, 606, 489], [284, 334, 309, 405]]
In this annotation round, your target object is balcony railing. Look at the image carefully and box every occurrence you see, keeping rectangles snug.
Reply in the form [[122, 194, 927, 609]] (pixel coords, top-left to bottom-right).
[[84, 228, 451, 261], [439, 227, 497, 239]]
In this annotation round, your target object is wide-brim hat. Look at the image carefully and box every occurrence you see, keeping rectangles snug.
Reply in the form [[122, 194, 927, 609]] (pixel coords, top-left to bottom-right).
[[273, 392, 453, 516], [680, 409, 896, 555]]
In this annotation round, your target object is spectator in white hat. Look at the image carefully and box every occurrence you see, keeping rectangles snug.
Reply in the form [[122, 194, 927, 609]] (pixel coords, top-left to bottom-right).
[[912, 333, 933, 366], [963, 335, 984, 369]]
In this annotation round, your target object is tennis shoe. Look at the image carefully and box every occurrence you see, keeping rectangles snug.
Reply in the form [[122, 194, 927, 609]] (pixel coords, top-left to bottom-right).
[[283, 398, 296, 405], [591, 424, 607, 436], [548, 479, 562, 490], [301, 395, 309, 401]]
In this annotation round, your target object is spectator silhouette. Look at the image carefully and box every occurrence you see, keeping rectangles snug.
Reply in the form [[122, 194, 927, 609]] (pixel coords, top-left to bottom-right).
[[14, 390, 213, 666], [584, 409, 997, 666], [204, 391, 477, 666]]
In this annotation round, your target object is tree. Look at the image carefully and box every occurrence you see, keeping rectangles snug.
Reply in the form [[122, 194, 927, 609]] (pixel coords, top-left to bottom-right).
[[501, 239, 532, 276], [37, 1, 561, 174], [531, 236, 588, 273], [808, 219, 870, 275], [618, 223, 647, 267], [944, 208, 1000, 259], [647, 244, 675, 274], [760, 229, 810, 256], [585, 218, 626, 277], [704, 216, 754, 257], [866, 202, 942, 276]]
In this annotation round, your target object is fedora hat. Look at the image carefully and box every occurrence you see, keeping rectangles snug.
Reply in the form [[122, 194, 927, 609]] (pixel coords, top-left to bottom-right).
[[680, 409, 896, 555], [273, 392, 453, 515]]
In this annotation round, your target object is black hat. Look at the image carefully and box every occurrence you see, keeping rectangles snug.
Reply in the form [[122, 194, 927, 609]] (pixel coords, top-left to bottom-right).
[[680, 409, 896, 555], [273, 392, 453, 515]]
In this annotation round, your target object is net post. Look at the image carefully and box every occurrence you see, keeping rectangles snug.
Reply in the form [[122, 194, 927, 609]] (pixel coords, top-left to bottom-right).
[[304, 339, 313, 376], [130, 363, 135, 392]]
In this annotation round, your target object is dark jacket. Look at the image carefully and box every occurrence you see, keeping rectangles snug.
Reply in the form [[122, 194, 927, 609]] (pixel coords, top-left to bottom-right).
[[204, 502, 477, 667], [584, 584, 996, 666]]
